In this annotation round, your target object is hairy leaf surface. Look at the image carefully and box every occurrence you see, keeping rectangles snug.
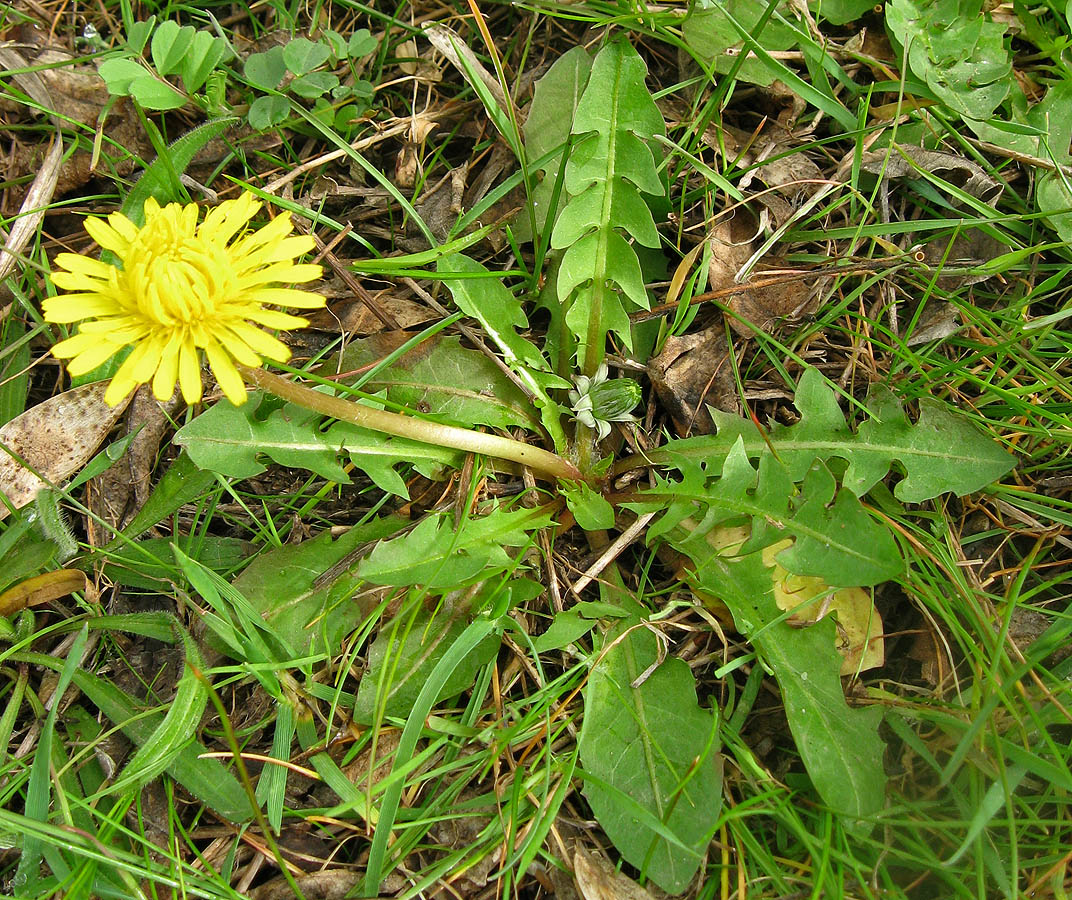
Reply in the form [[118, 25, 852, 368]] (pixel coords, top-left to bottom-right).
[[354, 579, 539, 723], [332, 334, 539, 432], [439, 253, 570, 448], [233, 517, 408, 653], [356, 505, 552, 589]]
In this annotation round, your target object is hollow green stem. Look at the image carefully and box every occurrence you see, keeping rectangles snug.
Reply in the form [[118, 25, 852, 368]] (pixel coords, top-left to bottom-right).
[[241, 365, 583, 483]]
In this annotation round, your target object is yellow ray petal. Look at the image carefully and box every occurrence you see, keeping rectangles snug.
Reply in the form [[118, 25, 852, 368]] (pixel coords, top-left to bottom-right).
[[152, 336, 181, 401], [84, 216, 132, 254], [178, 336, 202, 403], [221, 321, 290, 361], [213, 328, 264, 367], [251, 288, 326, 309], [242, 308, 310, 330], [204, 340, 247, 405], [42, 294, 122, 323]]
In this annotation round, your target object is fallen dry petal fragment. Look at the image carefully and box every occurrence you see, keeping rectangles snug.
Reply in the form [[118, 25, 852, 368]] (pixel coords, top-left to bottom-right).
[[0, 382, 131, 520]]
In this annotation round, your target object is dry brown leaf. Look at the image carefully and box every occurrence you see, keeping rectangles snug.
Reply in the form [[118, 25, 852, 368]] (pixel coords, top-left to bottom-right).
[[423, 23, 509, 111], [248, 870, 361, 900], [852, 145, 1001, 204], [0, 135, 62, 286], [705, 211, 820, 336], [0, 569, 88, 616], [0, 383, 131, 520], [574, 846, 658, 900], [87, 385, 180, 544], [647, 322, 737, 436], [306, 294, 434, 334]]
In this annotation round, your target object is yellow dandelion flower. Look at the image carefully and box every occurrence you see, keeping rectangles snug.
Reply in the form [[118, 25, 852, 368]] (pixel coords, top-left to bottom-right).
[[43, 191, 324, 406]]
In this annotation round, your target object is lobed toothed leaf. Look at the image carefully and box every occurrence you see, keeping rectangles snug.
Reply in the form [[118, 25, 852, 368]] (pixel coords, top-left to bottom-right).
[[645, 367, 1015, 505], [174, 392, 460, 498], [548, 37, 665, 369]]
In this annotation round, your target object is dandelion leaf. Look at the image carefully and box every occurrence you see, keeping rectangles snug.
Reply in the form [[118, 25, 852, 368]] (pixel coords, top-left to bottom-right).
[[580, 622, 722, 894], [438, 254, 570, 448], [331, 334, 539, 432], [886, 0, 1012, 122], [232, 517, 407, 654], [354, 589, 512, 723], [638, 440, 903, 587], [174, 393, 460, 498], [651, 367, 1015, 504], [691, 551, 885, 817], [517, 46, 593, 241], [355, 505, 552, 590], [548, 38, 665, 367]]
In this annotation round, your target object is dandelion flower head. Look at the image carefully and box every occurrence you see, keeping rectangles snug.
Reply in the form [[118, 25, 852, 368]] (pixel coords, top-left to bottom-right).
[[44, 191, 324, 406]]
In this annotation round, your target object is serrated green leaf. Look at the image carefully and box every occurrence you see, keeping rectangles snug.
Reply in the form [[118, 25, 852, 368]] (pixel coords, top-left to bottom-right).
[[548, 38, 665, 368], [283, 37, 331, 76], [180, 30, 226, 94], [151, 21, 196, 77], [354, 597, 500, 723], [690, 553, 885, 817], [580, 623, 722, 894], [517, 46, 593, 241], [356, 505, 551, 589], [173, 392, 461, 498], [438, 253, 570, 450], [232, 517, 406, 654], [886, 0, 1012, 121], [639, 440, 902, 587], [563, 481, 615, 530], [333, 334, 539, 432], [645, 367, 1015, 506]]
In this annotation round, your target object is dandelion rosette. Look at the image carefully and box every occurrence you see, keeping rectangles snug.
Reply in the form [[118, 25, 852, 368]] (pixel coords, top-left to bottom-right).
[[43, 192, 324, 406]]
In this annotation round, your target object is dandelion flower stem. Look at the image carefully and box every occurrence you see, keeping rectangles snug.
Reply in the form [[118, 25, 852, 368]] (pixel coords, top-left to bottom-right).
[[239, 365, 583, 483]]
